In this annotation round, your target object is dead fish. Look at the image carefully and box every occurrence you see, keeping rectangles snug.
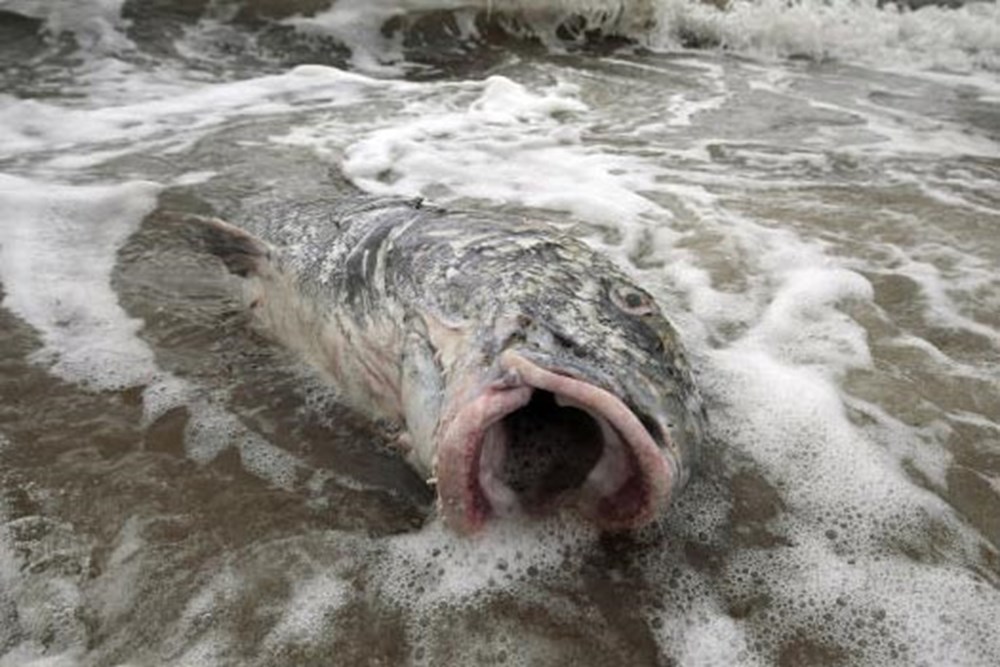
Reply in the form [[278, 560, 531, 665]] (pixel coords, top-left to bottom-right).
[[179, 196, 705, 534]]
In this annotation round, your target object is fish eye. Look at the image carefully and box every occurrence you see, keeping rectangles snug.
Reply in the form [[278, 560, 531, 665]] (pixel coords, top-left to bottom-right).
[[611, 284, 655, 316]]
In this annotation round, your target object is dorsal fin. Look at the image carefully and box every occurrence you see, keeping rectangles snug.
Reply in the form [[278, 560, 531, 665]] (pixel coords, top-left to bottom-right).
[[172, 212, 271, 278]]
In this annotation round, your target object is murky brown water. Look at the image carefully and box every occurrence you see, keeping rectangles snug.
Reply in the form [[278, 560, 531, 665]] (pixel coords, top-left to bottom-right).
[[1, 1, 999, 665]]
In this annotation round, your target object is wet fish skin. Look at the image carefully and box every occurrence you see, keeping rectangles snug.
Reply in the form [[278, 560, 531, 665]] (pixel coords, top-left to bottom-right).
[[180, 196, 705, 532]]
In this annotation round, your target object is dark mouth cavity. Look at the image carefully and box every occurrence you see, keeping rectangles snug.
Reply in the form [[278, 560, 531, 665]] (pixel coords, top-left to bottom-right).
[[500, 390, 604, 508], [437, 350, 674, 533], [477, 386, 655, 525]]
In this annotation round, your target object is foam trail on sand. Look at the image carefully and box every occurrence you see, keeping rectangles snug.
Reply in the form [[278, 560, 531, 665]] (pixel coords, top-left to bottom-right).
[[0, 175, 337, 495], [0, 175, 160, 390]]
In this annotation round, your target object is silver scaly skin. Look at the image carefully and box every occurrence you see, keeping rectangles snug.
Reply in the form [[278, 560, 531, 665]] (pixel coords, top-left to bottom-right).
[[180, 196, 705, 534]]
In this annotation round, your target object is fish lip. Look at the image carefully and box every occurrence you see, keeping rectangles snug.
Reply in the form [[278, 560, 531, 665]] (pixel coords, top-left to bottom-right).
[[435, 349, 676, 534]]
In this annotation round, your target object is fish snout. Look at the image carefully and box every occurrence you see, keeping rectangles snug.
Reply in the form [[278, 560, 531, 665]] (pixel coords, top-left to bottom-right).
[[435, 349, 677, 533]]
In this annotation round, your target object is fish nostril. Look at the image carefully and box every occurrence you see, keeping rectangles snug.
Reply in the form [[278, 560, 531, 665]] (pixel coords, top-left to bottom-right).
[[638, 414, 663, 447], [552, 331, 575, 350]]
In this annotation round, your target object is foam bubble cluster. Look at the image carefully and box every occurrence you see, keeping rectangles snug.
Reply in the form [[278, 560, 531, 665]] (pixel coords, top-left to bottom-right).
[[273, 0, 1000, 72], [331, 75, 659, 237], [0, 176, 160, 390], [0, 0, 132, 52], [651, 0, 1000, 72]]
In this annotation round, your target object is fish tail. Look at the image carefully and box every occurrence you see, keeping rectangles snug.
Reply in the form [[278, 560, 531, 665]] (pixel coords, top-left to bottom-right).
[[170, 212, 271, 278]]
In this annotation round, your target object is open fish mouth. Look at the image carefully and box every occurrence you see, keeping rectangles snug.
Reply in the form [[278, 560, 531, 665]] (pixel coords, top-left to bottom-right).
[[436, 350, 676, 533]]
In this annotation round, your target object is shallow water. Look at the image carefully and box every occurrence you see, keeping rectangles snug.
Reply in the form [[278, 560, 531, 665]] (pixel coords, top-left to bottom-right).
[[1, 1, 999, 665]]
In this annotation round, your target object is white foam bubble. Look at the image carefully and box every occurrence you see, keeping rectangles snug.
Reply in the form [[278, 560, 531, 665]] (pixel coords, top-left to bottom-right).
[[633, 219, 998, 662], [11, 0, 997, 75], [283, 0, 655, 70], [0, 175, 160, 389], [378, 516, 600, 606], [370, 517, 624, 666], [283, 0, 410, 73], [0, 172, 326, 498], [0, 649, 84, 667], [167, 566, 241, 651], [330, 75, 659, 237], [180, 397, 307, 491], [173, 170, 219, 187], [142, 375, 195, 424], [170, 635, 229, 667], [273, 0, 1000, 73], [715, 537, 1000, 664], [0, 65, 387, 166], [0, 0, 132, 52], [651, 0, 1000, 73], [0, 513, 90, 667], [743, 266, 874, 375], [671, 611, 762, 667], [262, 573, 351, 649], [887, 253, 1000, 350], [825, 96, 1000, 161]]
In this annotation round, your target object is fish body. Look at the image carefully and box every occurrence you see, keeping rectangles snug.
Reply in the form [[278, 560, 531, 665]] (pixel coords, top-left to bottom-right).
[[184, 196, 705, 533]]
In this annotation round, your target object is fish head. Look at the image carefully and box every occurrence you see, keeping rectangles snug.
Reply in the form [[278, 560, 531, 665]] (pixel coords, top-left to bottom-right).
[[426, 270, 705, 535]]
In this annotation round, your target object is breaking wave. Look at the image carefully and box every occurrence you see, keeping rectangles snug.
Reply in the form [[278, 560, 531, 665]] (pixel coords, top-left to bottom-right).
[[1, 0, 998, 71]]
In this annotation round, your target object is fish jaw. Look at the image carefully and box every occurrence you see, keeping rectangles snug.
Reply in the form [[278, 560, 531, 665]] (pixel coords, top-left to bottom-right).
[[434, 350, 676, 534]]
